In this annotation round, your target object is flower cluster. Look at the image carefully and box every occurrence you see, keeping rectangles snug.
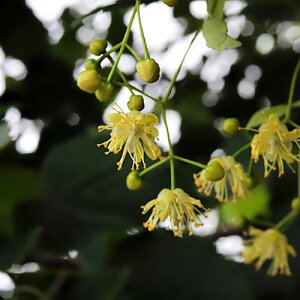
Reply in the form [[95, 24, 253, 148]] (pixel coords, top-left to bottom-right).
[[242, 227, 296, 276], [98, 109, 161, 170], [141, 188, 210, 237], [250, 114, 300, 177]]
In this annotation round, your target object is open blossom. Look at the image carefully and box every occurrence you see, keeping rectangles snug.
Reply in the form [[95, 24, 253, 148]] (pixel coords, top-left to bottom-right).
[[97, 109, 161, 170], [243, 227, 296, 276], [141, 188, 210, 237], [194, 156, 249, 203], [250, 114, 300, 177]]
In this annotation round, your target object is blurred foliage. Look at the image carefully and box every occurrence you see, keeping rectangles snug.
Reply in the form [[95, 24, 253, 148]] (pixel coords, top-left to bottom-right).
[[0, 0, 300, 299]]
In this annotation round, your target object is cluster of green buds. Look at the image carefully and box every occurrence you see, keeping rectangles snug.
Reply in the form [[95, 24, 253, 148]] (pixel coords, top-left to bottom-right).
[[77, 39, 116, 102]]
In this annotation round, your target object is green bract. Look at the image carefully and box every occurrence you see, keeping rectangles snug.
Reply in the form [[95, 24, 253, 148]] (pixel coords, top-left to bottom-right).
[[127, 95, 145, 111], [95, 82, 115, 102], [77, 69, 100, 93], [126, 171, 144, 191], [136, 58, 160, 83], [89, 39, 108, 56]]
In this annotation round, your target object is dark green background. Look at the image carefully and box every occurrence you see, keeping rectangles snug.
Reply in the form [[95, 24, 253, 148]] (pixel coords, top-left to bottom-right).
[[0, 0, 300, 299]]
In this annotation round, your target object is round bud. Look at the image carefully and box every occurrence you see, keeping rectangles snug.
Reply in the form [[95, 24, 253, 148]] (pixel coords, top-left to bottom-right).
[[89, 39, 108, 56], [291, 198, 300, 213], [243, 176, 259, 190], [127, 95, 145, 111], [85, 59, 100, 72], [95, 82, 116, 102], [162, 0, 179, 7], [136, 58, 160, 83], [205, 160, 225, 182], [126, 171, 144, 191], [223, 118, 240, 135], [77, 69, 100, 93]]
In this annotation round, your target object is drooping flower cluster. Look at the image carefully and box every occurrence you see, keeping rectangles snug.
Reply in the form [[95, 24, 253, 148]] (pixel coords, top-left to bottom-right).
[[193, 156, 249, 203], [243, 227, 296, 276], [141, 188, 210, 237], [98, 109, 161, 170], [250, 114, 300, 177]]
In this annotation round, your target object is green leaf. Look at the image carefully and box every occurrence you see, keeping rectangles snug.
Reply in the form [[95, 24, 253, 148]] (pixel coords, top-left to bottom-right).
[[220, 183, 270, 224], [0, 123, 10, 150], [246, 101, 300, 128], [0, 228, 41, 270], [0, 168, 39, 235]]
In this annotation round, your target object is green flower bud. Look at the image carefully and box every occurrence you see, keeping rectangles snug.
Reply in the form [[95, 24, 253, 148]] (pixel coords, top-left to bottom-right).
[[85, 59, 100, 72], [136, 58, 160, 83], [223, 118, 240, 135], [205, 160, 225, 182], [162, 0, 179, 7], [291, 198, 300, 213], [127, 95, 145, 111], [243, 176, 259, 190], [95, 82, 115, 102], [89, 39, 108, 56], [126, 171, 144, 191], [77, 69, 100, 93]]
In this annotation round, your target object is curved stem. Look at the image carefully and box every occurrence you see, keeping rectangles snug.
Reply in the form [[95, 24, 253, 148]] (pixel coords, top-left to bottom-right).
[[98, 42, 122, 63], [107, 3, 138, 83], [139, 156, 170, 176], [137, 0, 150, 59], [275, 210, 298, 232], [125, 43, 142, 61], [283, 59, 300, 123], [173, 155, 206, 169], [232, 142, 251, 158], [162, 108, 175, 189], [107, 56, 134, 94], [162, 26, 202, 103], [288, 120, 300, 129], [14, 285, 46, 300]]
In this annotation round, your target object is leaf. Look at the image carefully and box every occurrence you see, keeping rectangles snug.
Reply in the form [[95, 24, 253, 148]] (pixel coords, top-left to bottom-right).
[[246, 101, 300, 128], [0, 123, 10, 150], [0, 228, 41, 270], [0, 168, 39, 235], [220, 183, 270, 224], [203, 19, 241, 52]]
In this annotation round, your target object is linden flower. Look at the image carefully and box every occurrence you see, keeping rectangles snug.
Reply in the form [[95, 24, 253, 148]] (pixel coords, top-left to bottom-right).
[[250, 114, 300, 177], [243, 227, 296, 276], [98, 109, 161, 170], [141, 188, 210, 237], [194, 156, 249, 203]]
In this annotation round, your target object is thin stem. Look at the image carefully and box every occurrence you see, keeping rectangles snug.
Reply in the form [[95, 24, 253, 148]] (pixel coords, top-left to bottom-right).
[[275, 210, 298, 232], [247, 156, 253, 177], [14, 286, 46, 300], [250, 218, 275, 228], [162, 108, 176, 189], [107, 55, 134, 94], [162, 26, 202, 103], [125, 43, 142, 61], [45, 271, 67, 300], [232, 142, 251, 158], [173, 155, 207, 169], [107, 3, 137, 83], [98, 42, 122, 63], [137, 0, 150, 59], [139, 156, 170, 176], [103, 78, 160, 102], [283, 59, 300, 123], [289, 120, 300, 129], [241, 130, 253, 141]]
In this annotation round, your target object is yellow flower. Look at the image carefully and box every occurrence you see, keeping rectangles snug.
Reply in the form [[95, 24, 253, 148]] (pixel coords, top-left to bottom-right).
[[194, 156, 249, 203], [141, 188, 210, 237], [243, 227, 296, 276], [98, 108, 161, 170], [250, 114, 300, 177]]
